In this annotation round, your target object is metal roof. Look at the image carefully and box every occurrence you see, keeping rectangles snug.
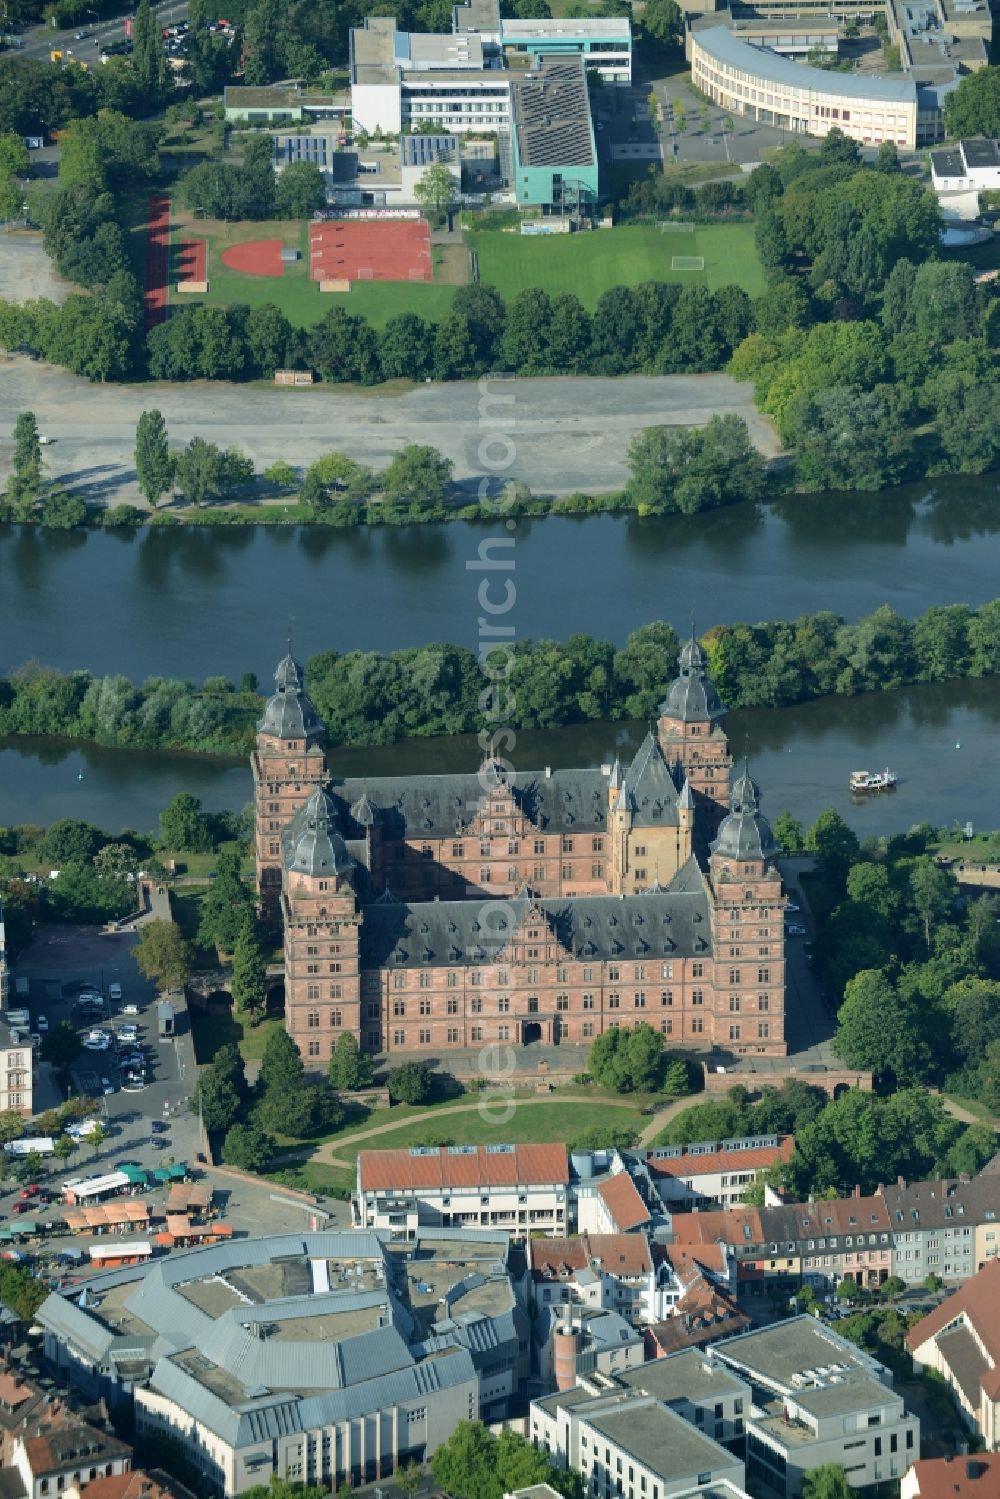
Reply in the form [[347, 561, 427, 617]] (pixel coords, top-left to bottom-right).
[[693, 26, 918, 102]]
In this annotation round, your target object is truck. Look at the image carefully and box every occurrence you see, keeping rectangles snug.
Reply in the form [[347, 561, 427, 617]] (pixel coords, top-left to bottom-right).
[[157, 1000, 175, 1038]]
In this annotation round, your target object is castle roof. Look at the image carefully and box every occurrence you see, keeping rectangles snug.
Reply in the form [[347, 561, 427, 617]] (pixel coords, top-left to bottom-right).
[[659, 635, 726, 725], [711, 764, 778, 864], [618, 733, 682, 828], [283, 787, 353, 878], [258, 652, 324, 743], [359, 861, 712, 969]]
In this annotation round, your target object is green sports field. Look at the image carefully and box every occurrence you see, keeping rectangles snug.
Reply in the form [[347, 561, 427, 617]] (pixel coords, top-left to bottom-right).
[[471, 222, 765, 304]]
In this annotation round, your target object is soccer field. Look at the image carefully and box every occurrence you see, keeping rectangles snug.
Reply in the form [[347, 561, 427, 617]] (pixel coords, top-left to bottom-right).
[[471, 222, 765, 305]]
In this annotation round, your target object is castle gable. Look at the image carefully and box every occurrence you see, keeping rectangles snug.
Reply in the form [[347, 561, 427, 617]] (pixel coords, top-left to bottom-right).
[[621, 733, 681, 828]]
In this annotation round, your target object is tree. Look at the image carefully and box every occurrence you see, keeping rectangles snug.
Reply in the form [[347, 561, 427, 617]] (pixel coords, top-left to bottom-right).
[[135, 409, 174, 509], [626, 416, 766, 516], [40, 1020, 81, 1068], [944, 66, 1000, 138], [588, 1023, 665, 1093], [413, 162, 458, 222], [388, 1060, 433, 1105], [833, 968, 934, 1083], [195, 1070, 242, 1133], [134, 920, 195, 991], [641, 0, 682, 44], [132, 0, 168, 94], [396, 1463, 424, 1499], [802, 1466, 851, 1499], [231, 915, 267, 1016], [773, 812, 805, 855], [880, 1274, 906, 1301], [198, 847, 256, 952], [7, 410, 42, 515], [159, 792, 214, 854], [0, 133, 29, 179], [805, 809, 860, 886], [275, 160, 327, 218], [87, 1122, 107, 1157], [923, 1272, 944, 1292], [53, 1133, 79, 1168], [381, 445, 453, 515], [329, 1031, 374, 1092], [259, 1027, 305, 1098], [910, 857, 956, 951], [222, 1120, 275, 1173]]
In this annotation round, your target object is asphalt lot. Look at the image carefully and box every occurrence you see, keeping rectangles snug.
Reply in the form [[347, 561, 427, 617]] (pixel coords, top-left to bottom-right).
[[0, 353, 780, 505]]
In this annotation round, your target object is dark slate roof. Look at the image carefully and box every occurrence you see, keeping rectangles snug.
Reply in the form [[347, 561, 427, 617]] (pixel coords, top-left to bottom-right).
[[282, 787, 354, 877], [359, 865, 712, 969], [659, 636, 726, 724], [711, 766, 778, 863], [258, 652, 325, 742], [619, 733, 681, 828], [331, 764, 610, 840]]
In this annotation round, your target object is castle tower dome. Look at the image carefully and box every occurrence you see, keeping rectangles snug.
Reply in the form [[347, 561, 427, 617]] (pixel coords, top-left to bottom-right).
[[657, 629, 732, 819], [659, 629, 727, 726], [258, 649, 324, 746], [710, 761, 778, 865]]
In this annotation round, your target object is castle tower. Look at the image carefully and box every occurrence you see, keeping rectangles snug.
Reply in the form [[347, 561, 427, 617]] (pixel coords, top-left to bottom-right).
[[657, 632, 733, 821], [282, 787, 364, 1065], [707, 764, 786, 1055], [252, 649, 328, 926]]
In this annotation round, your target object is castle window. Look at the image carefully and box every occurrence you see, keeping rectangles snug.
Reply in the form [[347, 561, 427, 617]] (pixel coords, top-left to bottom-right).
[[583, 995, 594, 1009], [608, 995, 620, 1009], [636, 965, 646, 979], [562, 865, 572, 880], [662, 964, 673, 979], [528, 967, 539, 983], [533, 864, 545, 881], [692, 989, 704, 1006], [758, 968, 770, 983], [759, 995, 769, 1011], [447, 1028, 459, 1043], [730, 997, 740, 1012], [307, 964, 320, 975], [331, 1009, 342, 1027], [307, 926, 317, 937], [592, 836, 604, 852], [366, 1003, 379, 1019], [307, 1011, 320, 1029], [592, 864, 603, 879], [635, 869, 647, 883], [269, 842, 279, 856], [392, 973, 405, 990], [498, 1024, 509, 1040], [452, 843, 463, 858], [470, 997, 483, 1014], [609, 966, 620, 981], [583, 1023, 594, 1037], [447, 998, 458, 1014], [528, 946, 539, 959], [758, 1022, 770, 1039], [318, 881, 329, 891], [419, 973, 430, 990], [419, 999, 431, 1016], [562, 836, 574, 853], [661, 1019, 672, 1035], [471, 971, 482, 987], [308, 1041, 320, 1057], [471, 1025, 484, 1041], [584, 966, 594, 981], [419, 1029, 431, 1044], [557, 995, 568, 1011], [534, 839, 546, 855], [691, 1017, 704, 1034], [528, 997, 539, 1014], [394, 1000, 406, 1017], [508, 866, 517, 882], [329, 962, 341, 974], [480, 868, 491, 884], [480, 843, 491, 858], [729, 969, 741, 985], [692, 962, 704, 978], [558, 966, 568, 982], [447, 972, 457, 988], [307, 984, 320, 1000], [498, 997, 510, 1013], [331, 984, 342, 999], [634, 993, 645, 1008], [421, 845, 432, 860], [635, 845, 646, 858], [307, 946, 319, 957], [729, 1024, 741, 1041], [508, 841, 518, 855], [661, 991, 673, 1006], [498, 970, 508, 985], [394, 1029, 406, 1047]]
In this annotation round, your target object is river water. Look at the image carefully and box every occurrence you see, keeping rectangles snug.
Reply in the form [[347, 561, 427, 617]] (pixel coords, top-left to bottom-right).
[[2, 470, 1000, 683], [2, 470, 999, 835], [1, 678, 997, 837]]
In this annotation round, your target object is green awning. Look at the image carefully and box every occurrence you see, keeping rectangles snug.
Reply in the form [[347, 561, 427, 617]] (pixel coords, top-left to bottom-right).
[[15, 1222, 37, 1235], [167, 1163, 187, 1180], [0, 1231, 15, 1242], [120, 1165, 147, 1185], [152, 1168, 171, 1183]]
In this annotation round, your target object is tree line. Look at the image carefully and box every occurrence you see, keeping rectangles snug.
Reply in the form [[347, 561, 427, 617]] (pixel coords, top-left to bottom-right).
[[5, 597, 1000, 757]]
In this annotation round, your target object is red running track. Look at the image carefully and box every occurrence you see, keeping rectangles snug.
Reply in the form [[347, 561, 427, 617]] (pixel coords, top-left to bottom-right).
[[144, 194, 170, 330], [178, 238, 207, 284]]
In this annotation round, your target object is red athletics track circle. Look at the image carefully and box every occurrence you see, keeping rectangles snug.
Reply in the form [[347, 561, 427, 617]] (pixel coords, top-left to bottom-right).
[[220, 239, 285, 277]]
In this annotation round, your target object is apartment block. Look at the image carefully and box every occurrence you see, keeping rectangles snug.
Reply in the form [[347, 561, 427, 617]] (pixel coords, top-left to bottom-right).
[[647, 1135, 794, 1211], [354, 1143, 570, 1237]]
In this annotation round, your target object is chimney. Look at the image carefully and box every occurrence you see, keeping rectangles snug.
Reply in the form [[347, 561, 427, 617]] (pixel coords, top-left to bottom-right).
[[544, 767, 552, 779]]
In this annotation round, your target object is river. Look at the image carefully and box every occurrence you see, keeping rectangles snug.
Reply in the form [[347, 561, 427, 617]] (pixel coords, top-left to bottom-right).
[[2, 470, 1000, 683], [2, 678, 997, 837]]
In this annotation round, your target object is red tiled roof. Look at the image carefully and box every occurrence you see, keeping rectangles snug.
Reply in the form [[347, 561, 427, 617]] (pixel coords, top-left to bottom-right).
[[530, 1232, 651, 1280], [0, 1372, 33, 1408], [358, 1142, 569, 1192], [597, 1173, 650, 1231], [906, 1454, 1000, 1497], [647, 1136, 794, 1181], [670, 1205, 763, 1245], [80, 1471, 194, 1499], [906, 1260, 1000, 1358]]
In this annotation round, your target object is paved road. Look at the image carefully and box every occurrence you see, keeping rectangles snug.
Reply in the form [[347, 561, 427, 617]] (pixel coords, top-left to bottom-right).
[[0, 359, 780, 503], [11, 0, 189, 63]]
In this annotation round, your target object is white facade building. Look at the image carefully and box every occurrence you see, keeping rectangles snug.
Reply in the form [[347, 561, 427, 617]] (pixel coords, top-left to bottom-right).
[[0, 1016, 31, 1118], [354, 1143, 570, 1238]]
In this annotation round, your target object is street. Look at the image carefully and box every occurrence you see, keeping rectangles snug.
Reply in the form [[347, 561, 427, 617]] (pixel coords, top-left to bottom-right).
[[10, 0, 190, 63]]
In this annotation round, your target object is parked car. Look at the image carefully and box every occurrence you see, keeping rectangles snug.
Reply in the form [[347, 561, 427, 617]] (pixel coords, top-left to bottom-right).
[[38, 434, 54, 445], [108, 982, 123, 1002], [100, 1078, 115, 1095], [19, 1184, 40, 1199], [786, 923, 808, 936], [117, 1024, 138, 1043], [37, 1016, 48, 1031], [123, 1003, 139, 1015], [150, 1120, 168, 1135], [11, 1200, 34, 1215], [152, 1138, 168, 1150]]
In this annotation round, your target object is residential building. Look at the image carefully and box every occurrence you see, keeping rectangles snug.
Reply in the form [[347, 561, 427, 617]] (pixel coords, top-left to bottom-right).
[[253, 638, 787, 1068], [532, 1381, 747, 1499], [931, 138, 1000, 193], [902, 1455, 1000, 1499], [533, 1306, 647, 1387], [591, 1174, 651, 1235], [647, 1135, 794, 1211], [530, 1234, 655, 1325], [882, 1177, 988, 1284], [0, 1016, 31, 1118], [37, 1230, 527, 1497], [9, 1402, 132, 1499], [713, 1317, 919, 1497], [354, 1143, 570, 1237], [64, 1473, 198, 1499], [906, 1259, 1000, 1448]]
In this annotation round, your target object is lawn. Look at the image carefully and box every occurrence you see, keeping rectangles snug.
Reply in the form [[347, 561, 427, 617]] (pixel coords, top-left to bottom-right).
[[471, 221, 766, 303], [189, 1003, 284, 1064], [168, 205, 460, 329]]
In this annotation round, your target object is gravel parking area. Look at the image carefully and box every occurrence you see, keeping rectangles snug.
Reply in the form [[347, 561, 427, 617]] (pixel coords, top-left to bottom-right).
[[0, 234, 75, 306]]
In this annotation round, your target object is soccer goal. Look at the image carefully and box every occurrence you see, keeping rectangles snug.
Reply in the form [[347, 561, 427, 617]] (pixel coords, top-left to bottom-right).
[[671, 255, 705, 270], [659, 221, 696, 233]]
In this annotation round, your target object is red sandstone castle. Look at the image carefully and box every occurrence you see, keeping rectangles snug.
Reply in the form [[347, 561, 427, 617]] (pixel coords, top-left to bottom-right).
[[252, 638, 788, 1067]]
